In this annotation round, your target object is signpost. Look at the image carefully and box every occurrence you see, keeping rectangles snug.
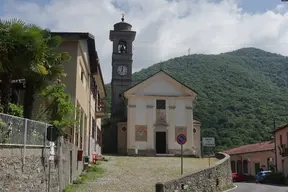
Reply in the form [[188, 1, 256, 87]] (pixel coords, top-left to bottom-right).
[[202, 137, 215, 167], [202, 137, 215, 147], [177, 134, 187, 175]]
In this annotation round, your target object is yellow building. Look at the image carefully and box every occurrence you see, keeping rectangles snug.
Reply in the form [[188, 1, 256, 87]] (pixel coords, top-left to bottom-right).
[[50, 32, 106, 159]]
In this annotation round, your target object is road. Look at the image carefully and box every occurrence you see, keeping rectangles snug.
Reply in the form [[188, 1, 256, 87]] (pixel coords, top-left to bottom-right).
[[233, 182, 288, 192]]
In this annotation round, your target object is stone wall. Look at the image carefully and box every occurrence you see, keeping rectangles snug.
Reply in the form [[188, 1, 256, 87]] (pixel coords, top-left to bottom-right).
[[0, 146, 59, 192], [155, 153, 233, 192], [59, 139, 84, 190], [0, 138, 84, 192]]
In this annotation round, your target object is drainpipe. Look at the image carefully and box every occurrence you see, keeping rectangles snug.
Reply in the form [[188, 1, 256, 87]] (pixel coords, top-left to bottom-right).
[[274, 119, 278, 172], [87, 73, 92, 160]]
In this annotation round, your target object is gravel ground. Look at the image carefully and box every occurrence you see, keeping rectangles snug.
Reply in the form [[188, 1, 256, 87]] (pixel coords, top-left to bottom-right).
[[75, 156, 218, 192]]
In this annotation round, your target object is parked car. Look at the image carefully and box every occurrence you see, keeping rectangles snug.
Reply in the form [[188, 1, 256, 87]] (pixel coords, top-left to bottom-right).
[[256, 170, 271, 183], [232, 172, 245, 182]]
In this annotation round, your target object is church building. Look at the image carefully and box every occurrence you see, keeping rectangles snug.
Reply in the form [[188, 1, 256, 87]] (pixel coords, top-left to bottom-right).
[[102, 17, 201, 157]]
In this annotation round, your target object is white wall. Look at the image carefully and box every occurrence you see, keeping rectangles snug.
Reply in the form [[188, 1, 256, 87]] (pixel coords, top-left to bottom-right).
[[136, 81, 183, 96], [128, 97, 195, 153], [127, 98, 134, 150], [134, 99, 147, 150], [80, 40, 90, 70], [170, 99, 194, 152], [175, 100, 185, 126], [126, 74, 197, 155]]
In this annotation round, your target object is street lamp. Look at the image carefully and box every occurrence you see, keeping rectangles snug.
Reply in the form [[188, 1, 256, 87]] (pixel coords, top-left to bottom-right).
[[273, 114, 288, 172]]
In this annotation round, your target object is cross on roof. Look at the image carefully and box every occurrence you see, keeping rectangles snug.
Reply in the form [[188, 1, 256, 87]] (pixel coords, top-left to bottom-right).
[[121, 14, 125, 22]]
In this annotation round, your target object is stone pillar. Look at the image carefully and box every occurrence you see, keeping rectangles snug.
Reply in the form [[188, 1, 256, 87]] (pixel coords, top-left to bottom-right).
[[146, 100, 154, 150], [185, 104, 193, 155], [127, 104, 136, 154], [167, 99, 176, 152]]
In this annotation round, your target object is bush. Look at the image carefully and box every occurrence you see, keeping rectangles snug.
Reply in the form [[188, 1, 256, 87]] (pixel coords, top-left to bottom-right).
[[264, 172, 286, 185]]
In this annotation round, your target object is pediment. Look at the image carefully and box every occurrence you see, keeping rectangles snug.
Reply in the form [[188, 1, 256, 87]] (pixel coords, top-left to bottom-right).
[[124, 71, 197, 98], [136, 80, 184, 96]]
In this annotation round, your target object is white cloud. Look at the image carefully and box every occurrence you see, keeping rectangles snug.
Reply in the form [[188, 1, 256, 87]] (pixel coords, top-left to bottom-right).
[[2, 0, 288, 83]]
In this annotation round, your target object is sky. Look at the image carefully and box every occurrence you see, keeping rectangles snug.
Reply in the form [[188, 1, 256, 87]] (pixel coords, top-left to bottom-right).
[[1, 0, 288, 83]]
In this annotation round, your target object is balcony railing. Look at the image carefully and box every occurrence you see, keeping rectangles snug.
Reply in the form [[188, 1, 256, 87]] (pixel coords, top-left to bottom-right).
[[96, 101, 106, 117]]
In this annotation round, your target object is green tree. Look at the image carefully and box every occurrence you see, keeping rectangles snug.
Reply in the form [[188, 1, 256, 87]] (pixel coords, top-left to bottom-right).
[[105, 47, 288, 150], [0, 19, 48, 113], [23, 31, 70, 119], [37, 83, 76, 132]]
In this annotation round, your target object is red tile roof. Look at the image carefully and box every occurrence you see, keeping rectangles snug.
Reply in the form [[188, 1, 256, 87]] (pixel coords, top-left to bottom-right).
[[224, 141, 274, 155], [275, 124, 288, 132]]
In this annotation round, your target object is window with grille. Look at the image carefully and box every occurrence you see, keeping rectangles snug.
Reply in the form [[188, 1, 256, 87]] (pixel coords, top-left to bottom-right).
[[92, 119, 96, 139], [231, 161, 236, 173], [80, 65, 87, 89], [156, 100, 166, 109], [243, 160, 248, 174], [237, 160, 242, 174]]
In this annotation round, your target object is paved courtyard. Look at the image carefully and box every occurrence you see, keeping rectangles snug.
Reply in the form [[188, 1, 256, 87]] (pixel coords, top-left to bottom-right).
[[75, 156, 218, 192]]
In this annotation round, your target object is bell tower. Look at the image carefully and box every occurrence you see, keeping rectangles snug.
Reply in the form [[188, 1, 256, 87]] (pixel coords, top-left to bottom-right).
[[103, 16, 136, 154]]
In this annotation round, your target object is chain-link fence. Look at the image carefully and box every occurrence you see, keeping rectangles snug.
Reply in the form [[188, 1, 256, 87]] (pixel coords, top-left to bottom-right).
[[0, 112, 50, 146]]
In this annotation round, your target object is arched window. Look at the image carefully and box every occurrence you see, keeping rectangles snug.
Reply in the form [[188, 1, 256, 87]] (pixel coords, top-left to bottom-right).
[[118, 40, 127, 54]]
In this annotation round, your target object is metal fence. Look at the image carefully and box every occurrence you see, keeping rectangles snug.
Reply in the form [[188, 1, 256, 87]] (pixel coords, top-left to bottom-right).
[[0, 112, 50, 146]]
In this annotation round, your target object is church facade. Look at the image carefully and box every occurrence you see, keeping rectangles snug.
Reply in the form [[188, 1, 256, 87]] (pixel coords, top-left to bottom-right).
[[102, 18, 201, 157], [118, 71, 201, 156]]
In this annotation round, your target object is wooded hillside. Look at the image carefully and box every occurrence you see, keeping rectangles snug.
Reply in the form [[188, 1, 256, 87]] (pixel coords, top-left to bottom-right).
[[105, 48, 288, 150]]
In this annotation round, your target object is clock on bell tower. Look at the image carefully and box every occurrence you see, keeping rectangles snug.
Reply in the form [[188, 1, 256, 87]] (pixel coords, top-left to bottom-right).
[[102, 15, 136, 154]]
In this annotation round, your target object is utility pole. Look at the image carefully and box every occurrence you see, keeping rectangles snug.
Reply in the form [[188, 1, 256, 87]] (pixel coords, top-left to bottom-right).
[[188, 48, 191, 55]]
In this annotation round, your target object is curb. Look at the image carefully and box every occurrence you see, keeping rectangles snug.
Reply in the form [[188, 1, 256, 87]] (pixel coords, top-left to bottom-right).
[[223, 185, 237, 192]]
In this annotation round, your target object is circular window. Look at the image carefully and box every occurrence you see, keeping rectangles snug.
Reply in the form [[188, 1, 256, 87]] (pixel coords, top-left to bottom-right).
[[122, 126, 127, 132], [193, 128, 196, 133]]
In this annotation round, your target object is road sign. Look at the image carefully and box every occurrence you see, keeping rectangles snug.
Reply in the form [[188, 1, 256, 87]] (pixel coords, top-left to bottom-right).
[[202, 137, 215, 147], [47, 125, 59, 142], [177, 134, 187, 145], [177, 134, 187, 175]]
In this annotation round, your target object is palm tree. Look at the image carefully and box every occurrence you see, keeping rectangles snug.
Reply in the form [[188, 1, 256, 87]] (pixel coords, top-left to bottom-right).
[[23, 32, 70, 119], [0, 19, 48, 113]]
